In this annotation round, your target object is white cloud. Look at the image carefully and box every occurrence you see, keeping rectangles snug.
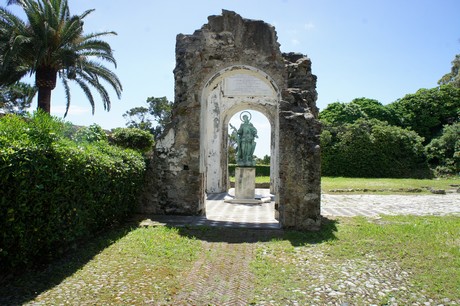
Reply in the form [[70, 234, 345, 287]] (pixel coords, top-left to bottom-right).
[[291, 38, 300, 46], [304, 22, 315, 31]]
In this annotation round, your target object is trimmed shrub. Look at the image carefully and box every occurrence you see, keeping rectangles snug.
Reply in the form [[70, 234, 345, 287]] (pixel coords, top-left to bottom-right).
[[388, 85, 460, 143], [228, 164, 270, 177], [0, 112, 145, 269], [425, 123, 460, 177], [321, 119, 431, 178], [110, 127, 154, 153], [72, 123, 108, 143]]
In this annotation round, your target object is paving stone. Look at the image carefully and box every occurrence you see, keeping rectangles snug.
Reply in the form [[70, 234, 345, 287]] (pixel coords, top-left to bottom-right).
[[139, 191, 459, 230]]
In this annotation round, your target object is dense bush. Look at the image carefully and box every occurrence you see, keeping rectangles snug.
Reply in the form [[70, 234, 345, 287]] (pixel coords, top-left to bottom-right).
[[228, 164, 270, 177], [388, 85, 460, 143], [425, 123, 460, 176], [321, 119, 431, 178], [319, 97, 398, 125], [72, 123, 108, 143], [110, 127, 154, 153], [0, 112, 146, 269]]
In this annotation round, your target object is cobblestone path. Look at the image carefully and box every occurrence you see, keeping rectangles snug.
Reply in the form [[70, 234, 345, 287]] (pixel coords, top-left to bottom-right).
[[172, 242, 255, 305], [321, 193, 460, 217], [171, 229, 282, 306]]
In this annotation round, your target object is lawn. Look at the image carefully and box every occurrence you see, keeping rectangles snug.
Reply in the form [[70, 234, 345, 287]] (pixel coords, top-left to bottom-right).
[[251, 216, 460, 304], [321, 176, 460, 193], [230, 176, 460, 194], [1, 216, 459, 305]]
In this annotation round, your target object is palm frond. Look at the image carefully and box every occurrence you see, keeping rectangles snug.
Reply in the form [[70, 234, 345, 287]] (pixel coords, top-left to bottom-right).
[[1, 0, 122, 114], [75, 78, 95, 115], [59, 72, 71, 116]]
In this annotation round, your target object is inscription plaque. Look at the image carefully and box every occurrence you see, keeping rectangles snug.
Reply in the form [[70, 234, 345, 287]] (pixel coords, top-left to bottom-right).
[[224, 74, 273, 96]]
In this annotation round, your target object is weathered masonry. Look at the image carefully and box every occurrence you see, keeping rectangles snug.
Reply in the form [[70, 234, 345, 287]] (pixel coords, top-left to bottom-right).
[[140, 10, 322, 230]]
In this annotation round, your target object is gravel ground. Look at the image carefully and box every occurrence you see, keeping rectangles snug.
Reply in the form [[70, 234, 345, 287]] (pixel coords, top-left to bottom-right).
[[1, 228, 456, 306], [254, 245, 459, 306]]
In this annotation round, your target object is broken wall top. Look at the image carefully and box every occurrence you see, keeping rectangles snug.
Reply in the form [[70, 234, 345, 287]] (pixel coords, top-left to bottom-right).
[[174, 10, 286, 93]]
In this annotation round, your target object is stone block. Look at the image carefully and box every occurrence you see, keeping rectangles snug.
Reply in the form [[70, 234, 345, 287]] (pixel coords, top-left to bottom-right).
[[235, 167, 255, 199]]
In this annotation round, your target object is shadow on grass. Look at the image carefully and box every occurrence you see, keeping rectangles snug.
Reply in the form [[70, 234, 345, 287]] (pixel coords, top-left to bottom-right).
[[0, 225, 134, 306], [174, 217, 339, 246], [0, 217, 338, 305]]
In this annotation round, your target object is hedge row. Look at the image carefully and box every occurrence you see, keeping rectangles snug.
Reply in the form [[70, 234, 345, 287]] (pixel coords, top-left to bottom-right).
[[0, 113, 146, 269], [228, 164, 270, 177], [321, 119, 431, 178]]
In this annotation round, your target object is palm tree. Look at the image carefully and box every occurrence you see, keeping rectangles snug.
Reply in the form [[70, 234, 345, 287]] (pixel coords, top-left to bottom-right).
[[0, 0, 122, 116]]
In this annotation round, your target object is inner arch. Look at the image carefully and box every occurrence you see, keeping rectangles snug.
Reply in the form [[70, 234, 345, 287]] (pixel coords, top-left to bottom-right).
[[200, 65, 280, 195]]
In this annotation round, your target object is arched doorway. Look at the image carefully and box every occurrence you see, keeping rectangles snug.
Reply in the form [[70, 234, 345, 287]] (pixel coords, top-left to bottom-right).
[[200, 65, 280, 200], [141, 10, 321, 230]]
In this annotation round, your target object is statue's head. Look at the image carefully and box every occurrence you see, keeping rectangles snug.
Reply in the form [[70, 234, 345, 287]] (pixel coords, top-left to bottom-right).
[[242, 115, 249, 122]]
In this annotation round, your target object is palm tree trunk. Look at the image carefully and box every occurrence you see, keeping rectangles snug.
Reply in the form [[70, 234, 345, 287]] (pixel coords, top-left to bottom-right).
[[36, 67, 57, 114], [37, 87, 52, 113]]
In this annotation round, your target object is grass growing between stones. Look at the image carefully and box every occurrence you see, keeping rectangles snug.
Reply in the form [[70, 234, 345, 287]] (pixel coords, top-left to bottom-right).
[[2, 217, 459, 305], [251, 216, 460, 305], [0, 226, 201, 305]]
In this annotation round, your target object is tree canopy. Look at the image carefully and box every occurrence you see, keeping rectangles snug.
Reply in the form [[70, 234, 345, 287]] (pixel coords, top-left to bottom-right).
[[388, 85, 460, 143], [0, 81, 36, 114], [425, 122, 460, 176], [438, 54, 460, 88], [319, 97, 397, 125], [123, 96, 172, 139], [321, 119, 430, 178], [0, 0, 122, 115]]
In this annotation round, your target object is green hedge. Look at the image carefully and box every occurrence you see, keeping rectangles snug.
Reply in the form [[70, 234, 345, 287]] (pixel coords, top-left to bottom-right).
[[321, 119, 431, 178], [228, 164, 270, 177], [110, 127, 154, 153], [0, 112, 146, 269]]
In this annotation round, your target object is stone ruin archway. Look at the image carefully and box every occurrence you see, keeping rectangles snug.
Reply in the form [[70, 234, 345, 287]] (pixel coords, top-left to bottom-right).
[[201, 65, 279, 195], [140, 10, 322, 230]]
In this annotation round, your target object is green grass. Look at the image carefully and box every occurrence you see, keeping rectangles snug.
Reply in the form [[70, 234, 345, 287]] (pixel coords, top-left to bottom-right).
[[0, 226, 202, 305], [229, 176, 270, 184], [322, 176, 460, 193], [251, 216, 460, 304], [229, 176, 460, 193], [2, 216, 459, 304]]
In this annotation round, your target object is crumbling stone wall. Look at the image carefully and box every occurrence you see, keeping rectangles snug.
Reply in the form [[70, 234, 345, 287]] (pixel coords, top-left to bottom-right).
[[140, 10, 321, 230], [278, 53, 322, 230]]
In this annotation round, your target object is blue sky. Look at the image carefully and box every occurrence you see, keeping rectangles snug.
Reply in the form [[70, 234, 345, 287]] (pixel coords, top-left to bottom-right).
[[7, 0, 460, 156]]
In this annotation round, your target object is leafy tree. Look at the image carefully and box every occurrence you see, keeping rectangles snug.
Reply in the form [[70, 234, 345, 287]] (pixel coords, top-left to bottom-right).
[[425, 122, 460, 176], [123, 106, 152, 132], [110, 127, 154, 153], [258, 154, 270, 165], [319, 98, 397, 125], [321, 119, 430, 178], [72, 123, 108, 143], [388, 85, 460, 143], [227, 123, 238, 164], [123, 96, 172, 139], [439, 54, 460, 88], [0, 0, 122, 116], [0, 81, 36, 114]]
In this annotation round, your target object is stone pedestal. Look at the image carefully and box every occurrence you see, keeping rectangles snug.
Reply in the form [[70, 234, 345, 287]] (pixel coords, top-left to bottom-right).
[[235, 167, 255, 199], [225, 167, 262, 204]]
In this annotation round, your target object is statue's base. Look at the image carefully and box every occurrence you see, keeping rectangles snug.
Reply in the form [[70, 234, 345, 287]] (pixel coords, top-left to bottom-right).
[[224, 198, 263, 204], [224, 187, 273, 204], [234, 167, 255, 199], [225, 167, 273, 204]]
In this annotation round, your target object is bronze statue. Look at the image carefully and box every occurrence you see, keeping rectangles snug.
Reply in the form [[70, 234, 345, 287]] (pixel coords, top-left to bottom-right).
[[234, 111, 258, 167]]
